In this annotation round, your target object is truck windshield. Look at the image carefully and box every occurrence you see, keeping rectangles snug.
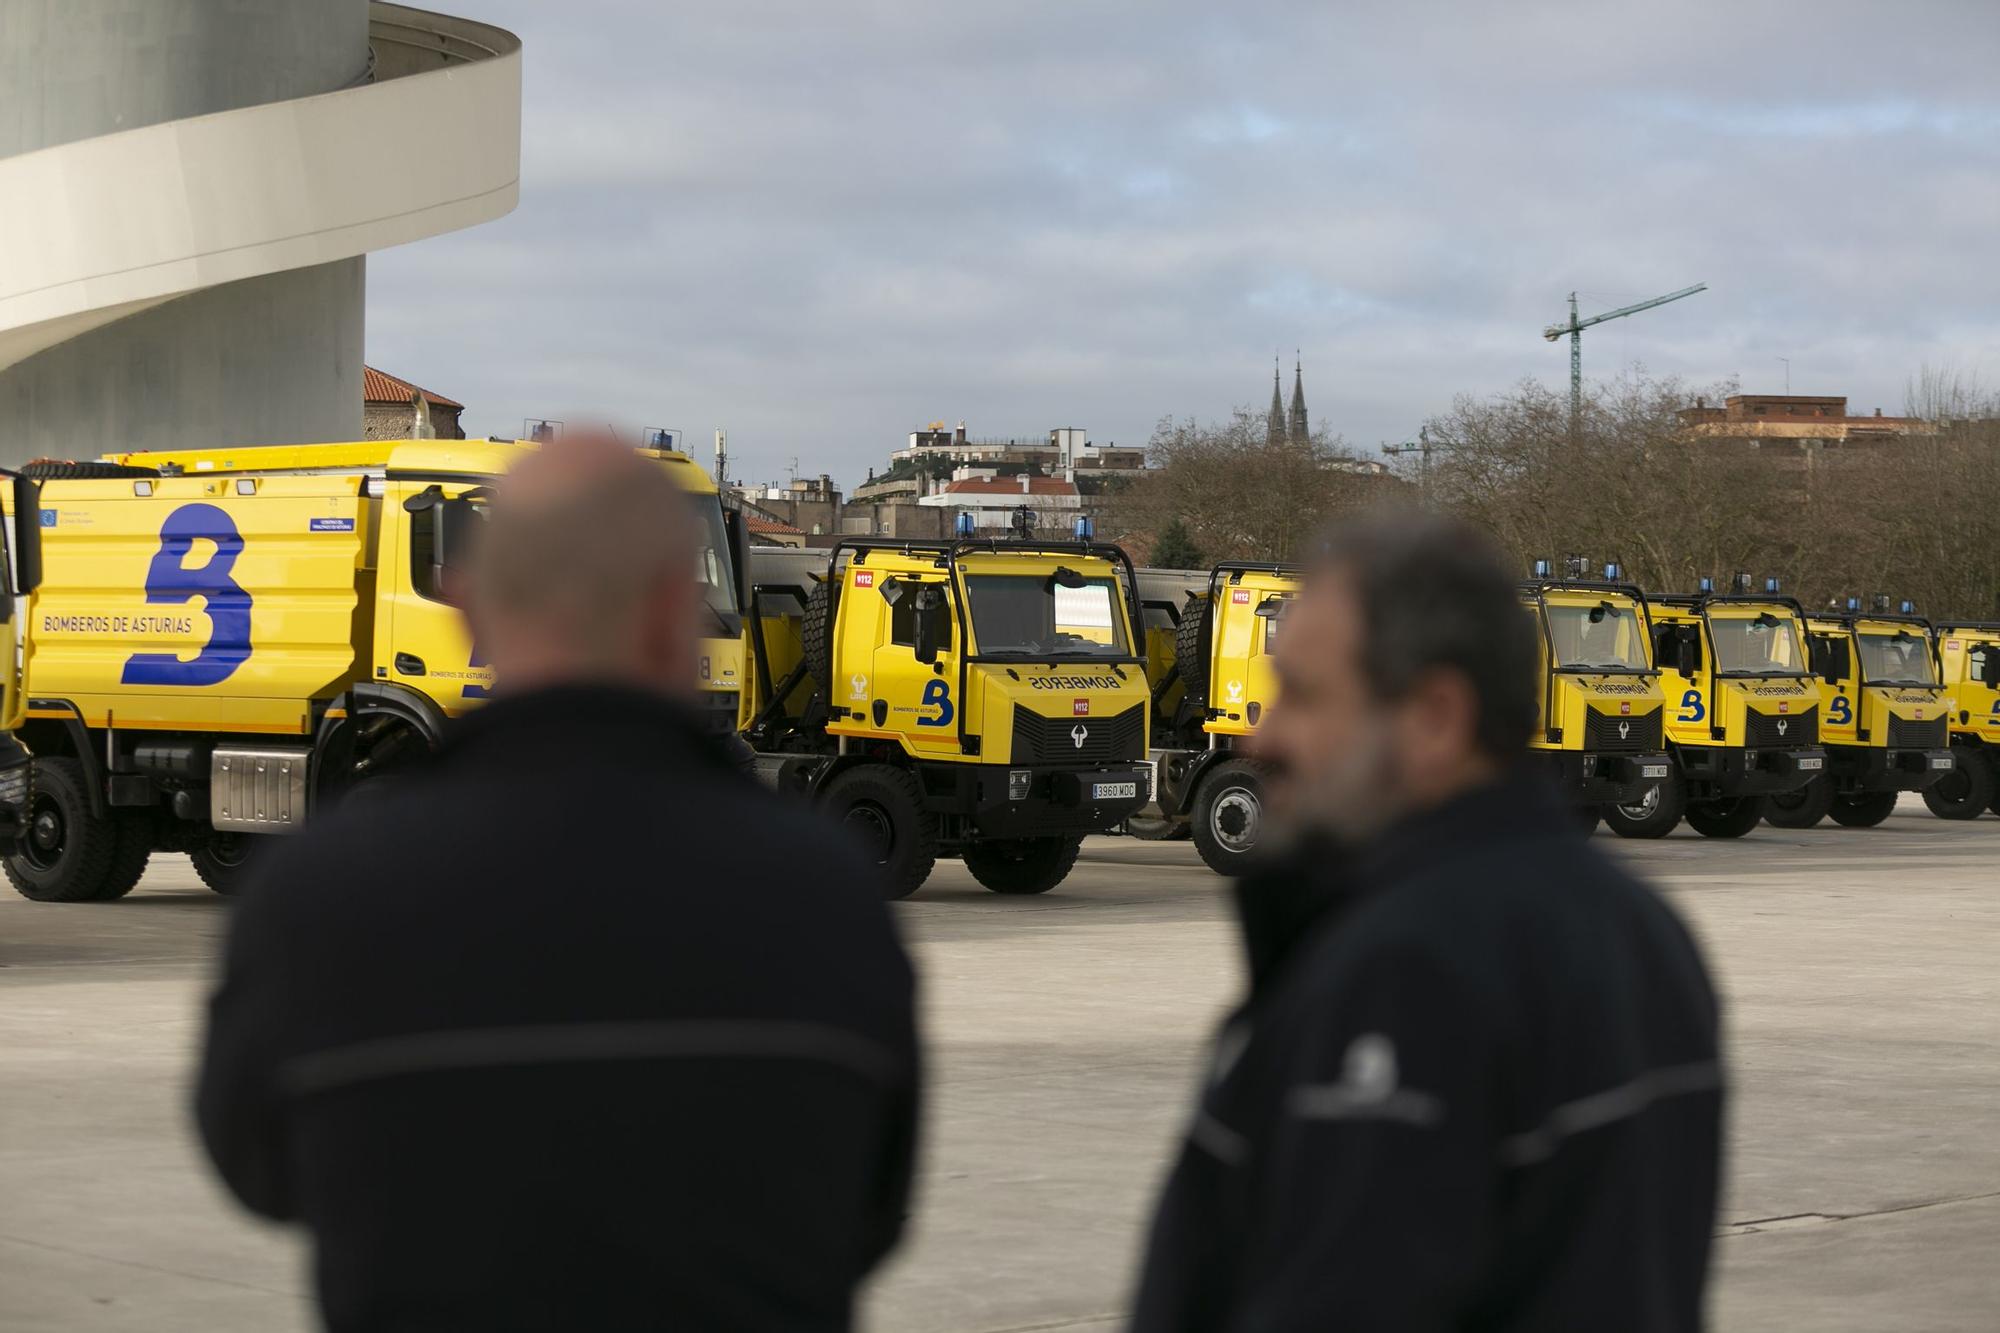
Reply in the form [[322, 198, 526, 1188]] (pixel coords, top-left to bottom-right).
[[965, 574, 1130, 659], [1544, 600, 1650, 671], [1856, 631, 1936, 685], [1709, 613, 1806, 676]]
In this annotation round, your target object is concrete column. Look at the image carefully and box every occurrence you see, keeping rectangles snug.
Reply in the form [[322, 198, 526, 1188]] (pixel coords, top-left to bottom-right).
[[0, 0, 369, 462]]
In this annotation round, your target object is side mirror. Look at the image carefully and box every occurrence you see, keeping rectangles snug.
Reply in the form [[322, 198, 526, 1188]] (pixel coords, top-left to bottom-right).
[[1254, 596, 1287, 619], [10, 475, 41, 600], [1978, 651, 2000, 687], [912, 587, 947, 665], [1675, 630, 1700, 677]]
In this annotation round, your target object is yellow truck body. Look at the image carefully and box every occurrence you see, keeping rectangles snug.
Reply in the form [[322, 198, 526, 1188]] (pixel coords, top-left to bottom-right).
[[1767, 607, 1954, 828], [4, 440, 742, 901], [740, 535, 1153, 898], [1607, 586, 1826, 838], [1519, 575, 1671, 816], [1128, 562, 1297, 874], [1922, 622, 2000, 819]]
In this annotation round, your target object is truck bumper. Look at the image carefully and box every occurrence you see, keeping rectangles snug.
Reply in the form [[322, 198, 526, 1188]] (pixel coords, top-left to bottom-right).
[[1679, 745, 1828, 798], [939, 761, 1154, 838], [1540, 750, 1670, 806], [1827, 745, 1955, 793]]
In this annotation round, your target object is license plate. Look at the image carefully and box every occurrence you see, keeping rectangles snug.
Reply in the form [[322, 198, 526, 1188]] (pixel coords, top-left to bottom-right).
[[1641, 764, 1669, 779], [1929, 756, 1954, 770], [1093, 781, 1138, 800], [1797, 756, 1823, 771]]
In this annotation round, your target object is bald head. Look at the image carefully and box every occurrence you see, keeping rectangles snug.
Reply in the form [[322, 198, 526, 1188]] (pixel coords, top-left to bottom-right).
[[467, 433, 702, 697]]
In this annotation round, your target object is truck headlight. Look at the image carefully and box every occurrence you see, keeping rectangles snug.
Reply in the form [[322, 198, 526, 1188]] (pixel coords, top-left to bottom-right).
[[1008, 770, 1032, 801]]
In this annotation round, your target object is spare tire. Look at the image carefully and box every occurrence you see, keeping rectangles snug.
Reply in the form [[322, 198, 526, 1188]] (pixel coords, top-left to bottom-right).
[[21, 459, 160, 480], [1175, 596, 1213, 710], [801, 577, 839, 695]]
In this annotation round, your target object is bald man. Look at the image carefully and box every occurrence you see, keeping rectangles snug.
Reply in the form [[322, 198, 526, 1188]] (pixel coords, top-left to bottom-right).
[[196, 437, 919, 1332]]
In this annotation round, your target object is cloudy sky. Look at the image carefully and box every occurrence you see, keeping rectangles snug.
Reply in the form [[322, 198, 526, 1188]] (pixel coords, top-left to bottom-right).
[[366, 0, 2000, 487]]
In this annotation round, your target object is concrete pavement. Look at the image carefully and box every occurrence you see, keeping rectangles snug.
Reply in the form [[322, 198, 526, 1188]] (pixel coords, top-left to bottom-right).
[[1, 798, 1995, 1330]]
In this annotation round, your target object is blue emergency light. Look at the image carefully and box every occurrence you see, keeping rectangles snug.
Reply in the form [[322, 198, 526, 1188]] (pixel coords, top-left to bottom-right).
[[1603, 562, 1622, 581], [1074, 514, 1095, 541], [1765, 577, 1782, 594], [954, 511, 976, 538], [1532, 558, 1552, 578], [1845, 596, 1862, 612], [1698, 576, 1714, 593], [1899, 599, 1915, 615]]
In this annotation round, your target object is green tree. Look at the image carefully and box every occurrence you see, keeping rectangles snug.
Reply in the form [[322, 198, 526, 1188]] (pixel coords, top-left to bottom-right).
[[1150, 517, 1206, 569]]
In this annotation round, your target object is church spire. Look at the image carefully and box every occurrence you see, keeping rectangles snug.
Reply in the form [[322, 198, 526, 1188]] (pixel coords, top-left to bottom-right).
[[1288, 352, 1308, 444], [1268, 355, 1285, 446]]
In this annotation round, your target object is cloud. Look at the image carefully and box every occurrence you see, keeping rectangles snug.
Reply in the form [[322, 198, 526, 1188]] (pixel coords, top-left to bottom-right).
[[364, 0, 2000, 484]]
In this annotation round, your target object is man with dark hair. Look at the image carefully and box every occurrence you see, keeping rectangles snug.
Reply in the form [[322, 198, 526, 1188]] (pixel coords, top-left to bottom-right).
[[197, 436, 918, 1331], [1132, 513, 1722, 1331]]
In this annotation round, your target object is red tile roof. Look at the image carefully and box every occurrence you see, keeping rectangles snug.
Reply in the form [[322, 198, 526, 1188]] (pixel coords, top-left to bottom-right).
[[745, 516, 803, 535], [941, 476, 1080, 497], [363, 365, 464, 410]]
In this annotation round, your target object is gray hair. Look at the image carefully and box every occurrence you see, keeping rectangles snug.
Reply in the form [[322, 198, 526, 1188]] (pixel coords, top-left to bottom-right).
[[1307, 513, 1540, 757]]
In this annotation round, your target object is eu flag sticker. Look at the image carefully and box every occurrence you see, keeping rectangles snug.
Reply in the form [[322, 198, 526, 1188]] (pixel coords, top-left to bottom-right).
[[39, 510, 56, 527], [309, 517, 356, 532]]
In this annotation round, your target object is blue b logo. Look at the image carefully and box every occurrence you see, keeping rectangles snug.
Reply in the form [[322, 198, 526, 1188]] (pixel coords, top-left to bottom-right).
[[1827, 695, 1853, 728], [918, 678, 955, 727], [121, 503, 251, 687], [1676, 688, 1705, 723]]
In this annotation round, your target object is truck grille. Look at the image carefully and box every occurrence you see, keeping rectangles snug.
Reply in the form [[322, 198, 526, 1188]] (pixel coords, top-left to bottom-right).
[[1888, 714, 1947, 750], [699, 690, 740, 736], [1010, 702, 1144, 765], [1744, 705, 1817, 749], [1583, 707, 1662, 753]]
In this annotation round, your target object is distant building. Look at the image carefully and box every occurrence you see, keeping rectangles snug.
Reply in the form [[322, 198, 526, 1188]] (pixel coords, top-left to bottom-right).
[[916, 471, 1084, 532], [1266, 357, 1310, 445], [874, 422, 1147, 486], [1676, 394, 1931, 451], [363, 366, 465, 440]]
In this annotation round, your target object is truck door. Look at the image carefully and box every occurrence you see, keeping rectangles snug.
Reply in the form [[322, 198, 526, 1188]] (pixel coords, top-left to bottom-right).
[[381, 479, 492, 715], [866, 571, 959, 760]]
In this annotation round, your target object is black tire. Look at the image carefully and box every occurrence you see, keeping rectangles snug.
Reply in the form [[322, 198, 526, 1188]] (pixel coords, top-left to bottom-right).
[[1921, 747, 1995, 820], [821, 764, 935, 900], [3, 758, 122, 902], [1174, 598, 1212, 711], [20, 459, 160, 480], [1124, 815, 1190, 841], [1828, 789, 1899, 828], [962, 835, 1082, 895], [1575, 805, 1602, 836], [1683, 796, 1767, 839], [1764, 776, 1834, 829], [1603, 770, 1686, 839], [1189, 758, 1266, 876], [801, 578, 838, 696], [190, 833, 263, 896], [92, 813, 156, 901]]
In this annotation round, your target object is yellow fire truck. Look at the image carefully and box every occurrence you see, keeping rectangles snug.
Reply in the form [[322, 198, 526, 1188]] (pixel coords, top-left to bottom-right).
[[4, 440, 742, 901], [0, 471, 45, 851], [1765, 598, 1953, 829], [1604, 575, 1825, 838], [737, 513, 1153, 898], [1923, 621, 2000, 819], [1126, 562, 1296, 874], [1520, 560, 1671, 830]]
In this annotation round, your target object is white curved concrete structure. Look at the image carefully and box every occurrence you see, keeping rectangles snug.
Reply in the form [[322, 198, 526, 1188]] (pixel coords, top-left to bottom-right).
[[0, 2, 519, 458]]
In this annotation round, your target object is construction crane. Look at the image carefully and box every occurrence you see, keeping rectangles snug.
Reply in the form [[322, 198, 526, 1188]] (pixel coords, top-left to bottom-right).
[[1544, 283, 1707, 437]]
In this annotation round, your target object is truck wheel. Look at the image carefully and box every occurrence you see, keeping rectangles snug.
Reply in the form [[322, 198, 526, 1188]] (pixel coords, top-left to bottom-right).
[[1683, 796, 1766, 839], [1603, 771, 1686, 839], [822, 765, 935, 901], [1828, 790, 1899, 828], [801, 579, 839, 696], [962, 836, 1082, 895], [1174, 600, 1213, 710], [1124, 815, 1189, 841], [1921, 748, 1995, 820], [191, 833, 262, 896], [1575, 805, 1601, 836], [1190, 759, 1266, 875], [1764, 776, 1833, 829], [3, 758, 122, 902], [92, 813, 157, 901]]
